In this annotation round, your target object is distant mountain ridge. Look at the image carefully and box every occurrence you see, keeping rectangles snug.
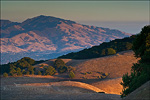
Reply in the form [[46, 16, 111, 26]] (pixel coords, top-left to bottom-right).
[[1, 15, 131, 64]]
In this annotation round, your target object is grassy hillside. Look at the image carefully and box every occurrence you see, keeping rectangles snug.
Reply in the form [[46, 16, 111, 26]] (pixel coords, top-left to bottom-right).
[[1, 76, 121, 100], [34, 50, 139, 94], [37, 50, 138, 79], [59, 35, 136, 59]]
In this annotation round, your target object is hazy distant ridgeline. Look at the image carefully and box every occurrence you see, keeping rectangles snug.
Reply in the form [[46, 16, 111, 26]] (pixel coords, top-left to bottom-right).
[[1, 15, 130, 64]]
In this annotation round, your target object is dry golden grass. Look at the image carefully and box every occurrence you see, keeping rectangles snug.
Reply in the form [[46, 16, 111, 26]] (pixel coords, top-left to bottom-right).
[[35, 50, 138, 79], [74, 50, 139, 79], [91, 77, 123, 95], [20, 81, 105, 93], [2, 51, 139, 100], [32, 50, 139, 96], [1, 77, 121, 100]]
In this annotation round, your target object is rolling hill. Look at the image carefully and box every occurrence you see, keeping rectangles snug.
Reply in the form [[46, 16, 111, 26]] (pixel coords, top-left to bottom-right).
[[34, 50, 139, 94]]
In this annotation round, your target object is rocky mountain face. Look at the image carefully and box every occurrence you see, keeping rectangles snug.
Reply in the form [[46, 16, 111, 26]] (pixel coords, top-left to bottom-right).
[[0, 15, 131, 64]]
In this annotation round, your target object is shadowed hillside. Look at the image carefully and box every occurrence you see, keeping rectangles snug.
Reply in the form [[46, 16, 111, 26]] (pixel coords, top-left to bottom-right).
[[59, 35, 135, 59], [124, 81, 150, 100]]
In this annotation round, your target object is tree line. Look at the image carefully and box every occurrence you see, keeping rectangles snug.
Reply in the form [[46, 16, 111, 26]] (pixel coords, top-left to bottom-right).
[[1, 57, 45, 76], [121, 25, 150, 97], [1, 57, 75, 79], [58, 35, 136, 59]]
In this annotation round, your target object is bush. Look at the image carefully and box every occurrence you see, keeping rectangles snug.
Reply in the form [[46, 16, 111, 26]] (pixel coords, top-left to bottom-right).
[[17, 71, 22, 76], [22, 69, 26, 75], [9, 68, 16, 76], [104, 73, 109, 76], [37, 71, 42, 75], [26, 71, 30, 75], [54, 59, 65, 69], [16, 67, 22, 76], [3, 72, 8, 77], [58, 66, 67, 73], [97, 75, 102, 79], [102, 75, 106, 79], [45, 66, 56, 75], [69, 71, 75, 79], [27, 66, 35, 74], [31, 70, 34, 75], [107, 48, 116, 55], [88, 72, 92, 74]]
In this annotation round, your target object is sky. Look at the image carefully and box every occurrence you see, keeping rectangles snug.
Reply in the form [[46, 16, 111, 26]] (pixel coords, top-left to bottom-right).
[[1, 1, 150, 34]]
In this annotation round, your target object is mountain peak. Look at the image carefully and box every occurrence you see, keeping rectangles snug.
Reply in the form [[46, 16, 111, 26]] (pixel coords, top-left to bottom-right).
[[21, 15, 76, 30]]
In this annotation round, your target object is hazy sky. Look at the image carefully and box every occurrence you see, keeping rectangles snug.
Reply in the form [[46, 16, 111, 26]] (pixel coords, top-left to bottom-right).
[[1, 1, 150, 34]]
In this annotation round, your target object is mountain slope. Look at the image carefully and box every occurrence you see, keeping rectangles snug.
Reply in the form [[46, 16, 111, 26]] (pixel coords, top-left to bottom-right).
[[1, 15, 131, 64]]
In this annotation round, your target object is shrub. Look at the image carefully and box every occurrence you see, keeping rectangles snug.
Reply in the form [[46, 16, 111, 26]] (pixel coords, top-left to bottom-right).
[[69, 71, 75, 79], [26, 71, 30, 75], [105, 73, 109, 76], [31, 70, 34, 75], [45, 66, 56, 75], [9, 68, 16, 76], [54, 59, 65, 69], [97, 75, 102, 79], [37, 71, 42, 75], [17, 71, 22, 76], [102, 76, 106, 79], [58, 66, 67, 73], [16, 67, 22, 76], [88, 72, 92, 74], [27, 66, 35, 74], [22, 69, 26, 75], [3, 72, 8, 77], [107, 48, 116, 55]]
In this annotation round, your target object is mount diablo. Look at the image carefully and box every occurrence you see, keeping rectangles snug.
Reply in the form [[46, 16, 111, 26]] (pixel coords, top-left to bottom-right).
[[1, 15, 130, 64]]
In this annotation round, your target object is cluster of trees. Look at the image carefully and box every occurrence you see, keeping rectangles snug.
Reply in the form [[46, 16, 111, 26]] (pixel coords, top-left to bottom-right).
[[58, 35, 135, 59], [44, 66, 56, 75], [121, 25, 150, 97], [1, 57, 75, 79], [54, 59, 75, 78], [32, 59, 75, 78], [0, 57, 46, 76]]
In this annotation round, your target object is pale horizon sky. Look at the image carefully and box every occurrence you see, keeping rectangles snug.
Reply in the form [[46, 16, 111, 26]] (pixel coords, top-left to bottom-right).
[[1, 1, 150, 34]]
